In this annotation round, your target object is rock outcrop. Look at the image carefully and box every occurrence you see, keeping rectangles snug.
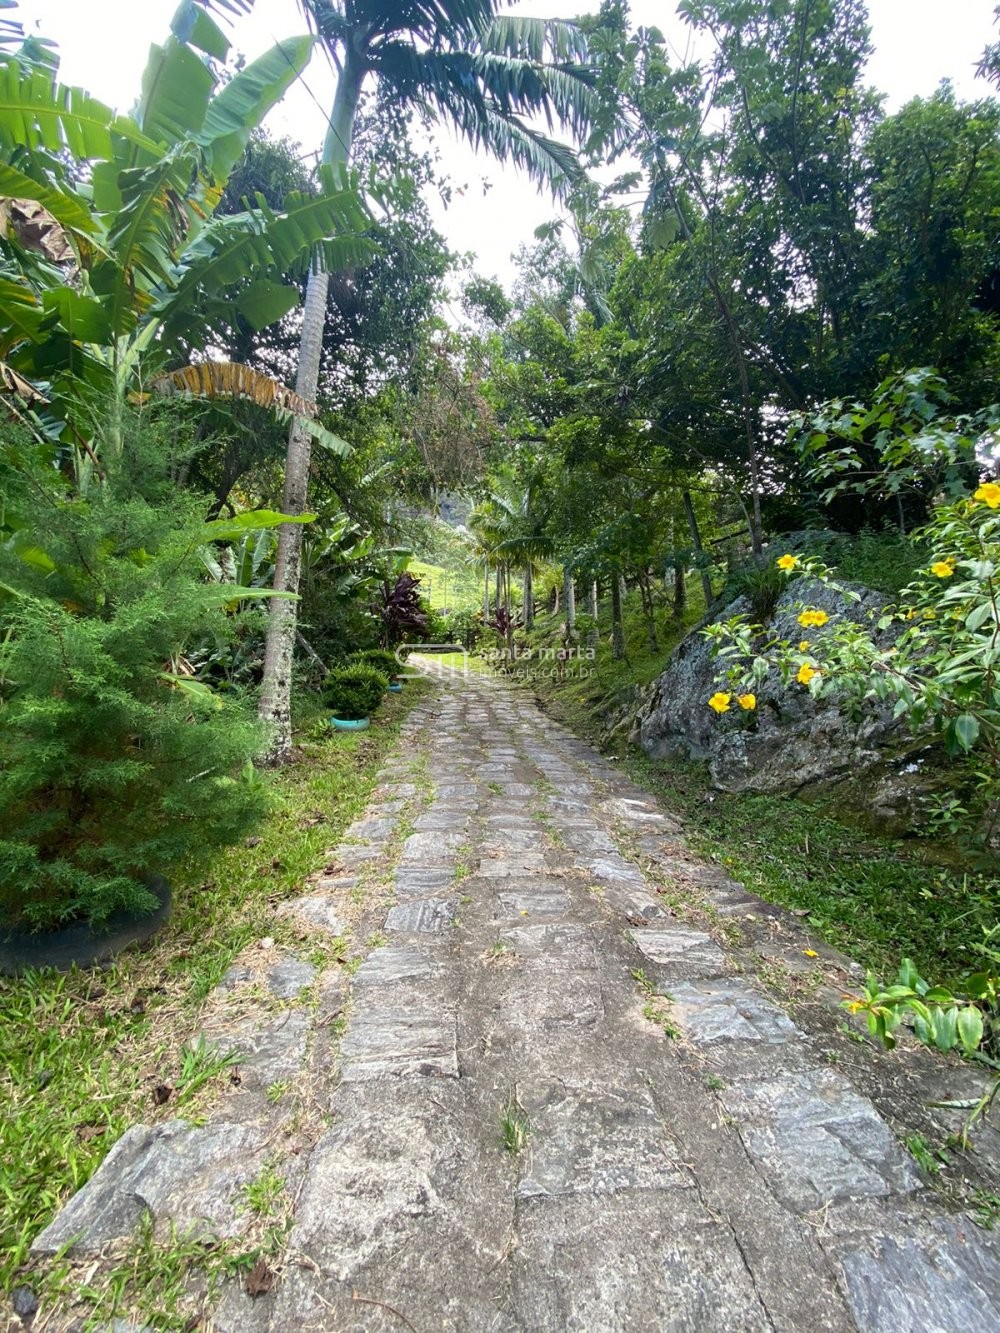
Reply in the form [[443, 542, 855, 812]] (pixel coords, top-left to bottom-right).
[[635, 578, 944, 831]]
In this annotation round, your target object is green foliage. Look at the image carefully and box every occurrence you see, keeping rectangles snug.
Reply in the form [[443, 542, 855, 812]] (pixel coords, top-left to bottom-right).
[[710, 388, 1000, 844], [727, 558, 785, 624], [349, 648, 399, 680], [846, 943, 1000, 1141], [321, 664, 388, 721], [0, 417, 270, 930], [0, 681, 428, 1288]]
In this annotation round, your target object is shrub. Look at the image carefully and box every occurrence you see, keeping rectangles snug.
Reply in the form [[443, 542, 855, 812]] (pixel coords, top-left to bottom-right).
[[322, 665, 389, 720], [349, 648, 400, 680], [727, 557, 785, 624], [0, 422, 270, 931]]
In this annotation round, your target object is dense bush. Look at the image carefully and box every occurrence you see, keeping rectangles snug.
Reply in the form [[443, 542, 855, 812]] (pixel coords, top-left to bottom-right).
[[322, 664, 389, 720], [349, 648, 400, 679], [0, 422, 270, 931], [438, 607, 483, 649]]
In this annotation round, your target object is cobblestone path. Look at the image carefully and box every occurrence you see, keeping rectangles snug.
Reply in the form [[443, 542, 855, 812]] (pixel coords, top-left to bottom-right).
[[33, 671, 1000, 1331]]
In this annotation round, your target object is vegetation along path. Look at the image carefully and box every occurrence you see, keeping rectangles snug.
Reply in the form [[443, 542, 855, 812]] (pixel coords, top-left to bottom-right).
[[28, 668, 1000, 1331]]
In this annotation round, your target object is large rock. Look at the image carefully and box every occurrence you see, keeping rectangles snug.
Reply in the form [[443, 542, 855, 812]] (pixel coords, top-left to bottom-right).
[[636, 578, 938, 821]]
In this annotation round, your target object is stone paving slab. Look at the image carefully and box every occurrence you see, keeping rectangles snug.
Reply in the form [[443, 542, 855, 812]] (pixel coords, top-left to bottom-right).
[[670, 977, 802, 1047], [511, 1196, 772, 1332], [32, 1120, 270, 1255], [630, 927, 729, 981], [384, 897, 457, 933], [517, 1083, 691, 1198], [340, 1005, 458, 1080], [719, 1068, 920, 1214], [496, 889, 571, 918], [394, 864, 456, 896], [401, 829, 467, 861], [276, 893, 345, 935], [352, 945, 444, 987], [837, 1219, 1000, 1331]]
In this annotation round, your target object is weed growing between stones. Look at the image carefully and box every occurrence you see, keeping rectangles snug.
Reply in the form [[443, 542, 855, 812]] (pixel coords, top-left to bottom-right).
[[500, 1095, 530, 1155]]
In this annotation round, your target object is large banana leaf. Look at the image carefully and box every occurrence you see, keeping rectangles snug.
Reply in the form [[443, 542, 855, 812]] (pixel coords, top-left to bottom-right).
[[158, 184, 374, 343], [139, 35, 215, 146], [150, 362, 353, 459], [152, 361, 317, 417], [199, 36, 316, 178], [0, 161, 96, 235], [0, 57, 160, 158]]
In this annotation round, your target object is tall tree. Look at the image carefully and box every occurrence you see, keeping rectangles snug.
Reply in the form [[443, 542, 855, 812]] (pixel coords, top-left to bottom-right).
[[259, 0, 598, 761]]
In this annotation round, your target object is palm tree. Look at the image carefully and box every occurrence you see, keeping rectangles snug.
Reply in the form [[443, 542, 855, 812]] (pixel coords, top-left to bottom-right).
[[259, 0, 597, 760]]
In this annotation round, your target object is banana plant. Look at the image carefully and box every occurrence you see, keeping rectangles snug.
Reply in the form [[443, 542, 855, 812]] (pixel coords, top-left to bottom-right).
[[0, 0, 371, 480]]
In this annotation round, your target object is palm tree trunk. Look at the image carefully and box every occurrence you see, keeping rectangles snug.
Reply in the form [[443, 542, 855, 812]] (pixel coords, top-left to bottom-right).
[[587, 580, 598, 648], [563, 566, 575, 633], [611, 575, 625, 661], [483, 562, 490, 623], [523, 564, 534, 631], [258, 55, 365, 762]]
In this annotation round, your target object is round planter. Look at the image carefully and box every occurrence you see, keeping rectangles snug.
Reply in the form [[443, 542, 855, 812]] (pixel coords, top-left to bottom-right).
[[388, 682, 403, 693], [0, 875, 172, 976], [330, 716, 370, 731]]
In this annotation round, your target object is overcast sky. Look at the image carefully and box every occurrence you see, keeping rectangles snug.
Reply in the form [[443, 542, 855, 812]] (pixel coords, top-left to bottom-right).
[[18, 0, 1000, 289]]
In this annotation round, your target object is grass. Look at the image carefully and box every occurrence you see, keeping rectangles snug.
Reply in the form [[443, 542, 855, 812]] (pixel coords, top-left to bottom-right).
[[0, 679, 431, 1290], [527, 584, 998, 987], [407, 558, 480, 611], [500, 1094, 530, 1155], [629, 754, 998, 984]]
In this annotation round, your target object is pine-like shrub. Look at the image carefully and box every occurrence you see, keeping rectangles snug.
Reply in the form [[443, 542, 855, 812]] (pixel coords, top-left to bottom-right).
[[0, 422, 270, 931], [322, 665, 389, 720], [349, 648, 400, 680]]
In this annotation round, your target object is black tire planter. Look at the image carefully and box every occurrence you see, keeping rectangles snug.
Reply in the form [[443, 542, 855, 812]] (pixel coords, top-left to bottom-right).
[[0, 875, 172, 976]]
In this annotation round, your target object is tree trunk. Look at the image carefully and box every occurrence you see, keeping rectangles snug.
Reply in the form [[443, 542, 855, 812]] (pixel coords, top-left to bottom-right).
[[672, 519, 687, 615], [258, 56, 365, 763], [504, 562, 514, 658], [483, 562, 490, 623], [639, 568, 658, 653], [611, 575, 625, 661], [563, 566, 575, 634], [683, 490, 714, 612], [587, 580, 598, 648], [523, 564, 534, 631]]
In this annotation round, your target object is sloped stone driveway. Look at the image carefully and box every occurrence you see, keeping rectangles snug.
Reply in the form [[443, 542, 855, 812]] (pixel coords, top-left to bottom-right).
[[32, 668, 1000, 1330]]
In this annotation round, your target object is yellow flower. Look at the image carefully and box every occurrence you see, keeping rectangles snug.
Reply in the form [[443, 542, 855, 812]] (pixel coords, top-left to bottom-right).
[[737, 693, 757, 711], [796, 663, 818, 685], [930, 561, 954, 578], [799, 639, 810, 652], [708, 692, 732, 713], [974, 481, 1000, 509], [776, 553, 799, 571], [798, 609, 830, 629], [804, 949, 818, 958]]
